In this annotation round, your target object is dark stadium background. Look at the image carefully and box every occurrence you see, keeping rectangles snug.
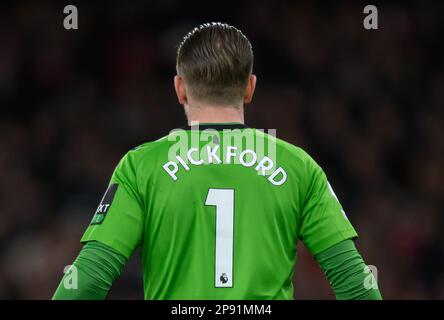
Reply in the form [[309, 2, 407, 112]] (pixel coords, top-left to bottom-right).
[[0, 1, 443, 299]]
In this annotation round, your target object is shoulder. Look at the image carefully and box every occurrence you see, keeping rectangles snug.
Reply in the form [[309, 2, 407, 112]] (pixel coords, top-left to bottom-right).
[[126, 134, 171, 159], [257, 129, 317, 169], [114, 133, 172, 175]]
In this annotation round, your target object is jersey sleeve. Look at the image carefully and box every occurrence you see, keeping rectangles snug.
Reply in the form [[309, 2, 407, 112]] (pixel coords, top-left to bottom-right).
[[298, 156, 358, 256], [81, 151, 144, 260]]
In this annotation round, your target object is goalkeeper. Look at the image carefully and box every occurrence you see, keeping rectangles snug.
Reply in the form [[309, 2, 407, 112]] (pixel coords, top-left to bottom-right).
[[53, 23, 382, 300]]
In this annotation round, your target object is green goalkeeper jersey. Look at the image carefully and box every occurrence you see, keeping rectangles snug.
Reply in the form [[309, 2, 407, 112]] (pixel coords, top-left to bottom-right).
[[81, 123, 357, 299]]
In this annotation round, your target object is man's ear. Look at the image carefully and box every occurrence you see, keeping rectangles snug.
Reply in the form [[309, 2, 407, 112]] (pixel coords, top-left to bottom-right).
[[174, 75, 187, 104], [243, 74, 257, 104]]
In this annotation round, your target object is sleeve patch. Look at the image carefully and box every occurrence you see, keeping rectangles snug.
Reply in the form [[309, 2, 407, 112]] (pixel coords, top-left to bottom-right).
[[90, 183, 118, 225]]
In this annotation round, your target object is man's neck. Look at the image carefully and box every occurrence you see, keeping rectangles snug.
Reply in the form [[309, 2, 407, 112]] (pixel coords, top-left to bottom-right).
[[186, 104, 245, 125]]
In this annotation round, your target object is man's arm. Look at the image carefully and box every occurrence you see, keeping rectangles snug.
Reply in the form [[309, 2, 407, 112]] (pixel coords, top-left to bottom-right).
[[52, 241, 126, 300], [297, 153, 382, 299], [315, 239, 382, 300], [53, 150, 144, 299]]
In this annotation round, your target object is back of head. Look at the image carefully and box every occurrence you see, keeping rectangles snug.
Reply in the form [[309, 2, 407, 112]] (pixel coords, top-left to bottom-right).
[[176, 22, 254, 106]]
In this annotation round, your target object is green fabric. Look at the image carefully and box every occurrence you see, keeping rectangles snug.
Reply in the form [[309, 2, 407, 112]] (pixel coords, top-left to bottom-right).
[[316, 239, 382, 300], [52, 240, 382, 300], [80, 125, 358, 299], [52, 241, 126, 300]]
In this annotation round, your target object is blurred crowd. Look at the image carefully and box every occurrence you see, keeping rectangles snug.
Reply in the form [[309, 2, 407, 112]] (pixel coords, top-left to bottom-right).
[[0, 1, 443, 299]]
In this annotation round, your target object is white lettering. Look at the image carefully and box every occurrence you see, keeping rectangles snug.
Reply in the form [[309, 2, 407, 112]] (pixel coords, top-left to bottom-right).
[[207, 145, 222, 164], [163, 161, 179, 181], [239, 149, 257, 167], [225, 146, 237, 164], [255, 156, 274, 176], [268, 167, 287, 186], [187, 148, 204, 165], [176, 155, 190, 171]]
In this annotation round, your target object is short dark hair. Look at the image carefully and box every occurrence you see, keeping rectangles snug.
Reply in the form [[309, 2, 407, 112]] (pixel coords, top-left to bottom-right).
[[176, 22, 254, 105]]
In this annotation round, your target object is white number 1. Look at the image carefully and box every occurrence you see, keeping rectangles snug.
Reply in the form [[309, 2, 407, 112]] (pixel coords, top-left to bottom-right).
[[205, 188, 234, 288]]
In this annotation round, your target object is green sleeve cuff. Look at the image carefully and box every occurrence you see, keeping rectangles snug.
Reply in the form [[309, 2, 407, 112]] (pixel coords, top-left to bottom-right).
[[315, 239, 382, 300], [52, 241, 127, 300]]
